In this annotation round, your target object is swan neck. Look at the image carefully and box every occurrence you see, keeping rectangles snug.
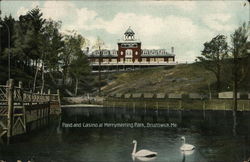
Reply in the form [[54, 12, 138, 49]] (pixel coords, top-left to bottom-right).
[[132, 142, 137, 155], [183, 138, 186, 144]]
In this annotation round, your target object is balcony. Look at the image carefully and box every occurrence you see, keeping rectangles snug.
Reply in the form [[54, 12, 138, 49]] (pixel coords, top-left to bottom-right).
[[90, 61, 177, 66]]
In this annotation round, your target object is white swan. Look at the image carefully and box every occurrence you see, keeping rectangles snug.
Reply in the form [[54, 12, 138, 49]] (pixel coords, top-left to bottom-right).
[[180, 136, 195, 151], [132, 140, 157, 157]]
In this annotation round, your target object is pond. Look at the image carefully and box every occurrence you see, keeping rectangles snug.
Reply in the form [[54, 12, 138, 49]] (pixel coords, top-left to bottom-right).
[[1, 107, 250, 162]]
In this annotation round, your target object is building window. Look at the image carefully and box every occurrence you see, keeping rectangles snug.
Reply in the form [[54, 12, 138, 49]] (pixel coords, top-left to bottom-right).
[[125, 49, 133, 58], [142, 58, 147, 62], [135, 51, 138, 55], [156, 58, 164, 62], [121, 51, 123, 55], [125, 58, 132, 62], [103, 59, 109, 63], [111, 59, 117, 63], [169, 58, 174, 62]]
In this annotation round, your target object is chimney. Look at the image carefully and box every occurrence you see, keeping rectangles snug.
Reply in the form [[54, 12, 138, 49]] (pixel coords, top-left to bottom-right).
[[171, 47, 174, 54]]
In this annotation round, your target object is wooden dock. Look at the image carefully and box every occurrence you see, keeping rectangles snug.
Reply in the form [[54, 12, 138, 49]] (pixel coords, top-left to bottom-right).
[[0, 79, 61, 144]]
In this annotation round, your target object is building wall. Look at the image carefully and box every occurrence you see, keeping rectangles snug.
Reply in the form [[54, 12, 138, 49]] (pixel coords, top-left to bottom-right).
[[88, 48, 175, 64], [117, 43, 141, 62], [89, 56, 175, 63], [89, 57, 117, 63]]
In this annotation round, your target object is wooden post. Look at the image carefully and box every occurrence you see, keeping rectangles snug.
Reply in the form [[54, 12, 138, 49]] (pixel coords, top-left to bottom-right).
[[36, 91, 41, 104], [203, 101, 206, 120], [57, 89, 61, 106], [47, 101, 50, 125], [179, 100, 182, 109], [30, 90, 33, 105], [42, 108, 45, 126], [133, 102, 135, 114], [18, 81, 22, 89], [167, 102, 170, 117], [56, 89, 61, 114], [179, 100, 182, 122], [156, 102, 159, 116], [7, 79, 14, 144], [48, 89, 51, 102], [19, 81, 26, 133], [224, 102, 226, 116]]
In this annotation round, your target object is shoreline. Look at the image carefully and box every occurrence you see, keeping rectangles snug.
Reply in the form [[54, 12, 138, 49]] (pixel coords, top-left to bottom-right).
[[61, 104, 103, 108], [61, 103, 250, 111]]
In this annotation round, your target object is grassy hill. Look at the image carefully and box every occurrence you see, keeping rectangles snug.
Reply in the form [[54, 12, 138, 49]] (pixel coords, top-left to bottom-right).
[[101, 63, 218, 95]]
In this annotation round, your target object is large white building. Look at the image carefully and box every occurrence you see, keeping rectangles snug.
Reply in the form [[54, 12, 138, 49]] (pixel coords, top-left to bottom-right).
[[87, 27, 176, 70]]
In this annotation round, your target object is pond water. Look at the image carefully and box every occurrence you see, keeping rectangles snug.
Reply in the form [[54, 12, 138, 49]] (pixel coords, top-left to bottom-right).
[[1, 107, 250, 162]]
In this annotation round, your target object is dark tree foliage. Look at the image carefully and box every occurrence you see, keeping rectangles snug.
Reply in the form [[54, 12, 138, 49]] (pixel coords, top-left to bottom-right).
[[0, 7, 91, 95], [197, 34, 228, 91], [229, 22, 249, 136], [0, 15, 15, 58]]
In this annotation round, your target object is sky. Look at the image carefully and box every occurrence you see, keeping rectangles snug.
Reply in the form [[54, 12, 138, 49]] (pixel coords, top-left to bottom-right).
[[1, 0, 249, 63]]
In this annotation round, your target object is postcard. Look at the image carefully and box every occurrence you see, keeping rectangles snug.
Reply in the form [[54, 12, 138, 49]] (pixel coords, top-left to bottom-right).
[[0, 0, 249, 162]]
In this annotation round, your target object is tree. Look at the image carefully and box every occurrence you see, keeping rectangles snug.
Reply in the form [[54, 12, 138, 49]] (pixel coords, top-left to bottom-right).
[[0, 15, 15, 81], [10, 7, 46, 91], [92, 36, 105, 50], [69, 54, 90, 96], [43, 20, 64, 70], [230, 22, 248, 135], [61, 31, 89, 96], [92, 36, 105, 95], [40, 19, 64, 93], [0, 7, 92, 94], [26, 8, 46, 92], [0, 15, 15, 58], [197, 34, 228, 91], [10, 21, 26, 69]]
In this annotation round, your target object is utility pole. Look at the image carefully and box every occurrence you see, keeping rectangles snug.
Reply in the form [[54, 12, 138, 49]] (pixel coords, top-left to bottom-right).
[[0, 0, 2, 55], [0, 21, 11, 80], [98, 46, 102, 95], [0, 0, 11, 79]]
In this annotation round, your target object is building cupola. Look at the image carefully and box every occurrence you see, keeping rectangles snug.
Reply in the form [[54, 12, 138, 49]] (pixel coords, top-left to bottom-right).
[[124, 26, 135, 41]]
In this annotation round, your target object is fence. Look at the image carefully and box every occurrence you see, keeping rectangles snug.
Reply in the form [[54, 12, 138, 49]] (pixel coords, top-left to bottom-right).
[[0, 79, 61, 144]]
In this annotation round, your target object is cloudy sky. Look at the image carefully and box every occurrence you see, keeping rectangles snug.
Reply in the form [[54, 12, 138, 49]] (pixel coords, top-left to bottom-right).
[[1, 0, 249, 62]]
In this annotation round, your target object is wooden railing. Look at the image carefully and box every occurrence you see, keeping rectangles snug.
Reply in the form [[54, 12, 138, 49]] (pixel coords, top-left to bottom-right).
[[0, 79, 61, 144], [0, 85, 8, 102], [0, 81, 60, 105]]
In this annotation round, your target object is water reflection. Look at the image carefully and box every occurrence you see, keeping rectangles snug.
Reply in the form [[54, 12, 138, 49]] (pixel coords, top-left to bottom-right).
[[62, 107, 250, 136], [0, 107, 250, 162], [181, 150, 195, 162], [132, 155, 157, 161], [59, 107, 250, 161], [182, 150, 195, 156]]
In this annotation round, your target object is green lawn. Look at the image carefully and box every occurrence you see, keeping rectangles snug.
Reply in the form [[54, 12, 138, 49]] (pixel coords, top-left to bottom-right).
[[102, 64, 216, 95]]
